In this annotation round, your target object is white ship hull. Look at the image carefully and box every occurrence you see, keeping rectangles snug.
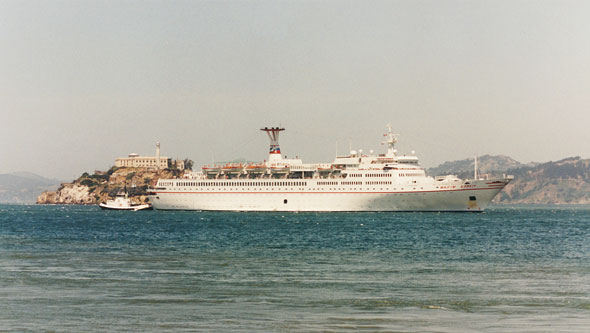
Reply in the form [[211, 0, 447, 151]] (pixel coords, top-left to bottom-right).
[[148, 126, 513, 212], [149, 179, 509, 212]]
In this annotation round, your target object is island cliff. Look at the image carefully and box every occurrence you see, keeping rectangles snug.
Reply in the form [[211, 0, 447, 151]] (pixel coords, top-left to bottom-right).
[[37, 167, 184, 205]]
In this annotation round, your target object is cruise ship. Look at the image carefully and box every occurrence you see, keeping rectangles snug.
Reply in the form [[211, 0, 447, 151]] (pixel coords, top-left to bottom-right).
[[147, 126, 512, 212]]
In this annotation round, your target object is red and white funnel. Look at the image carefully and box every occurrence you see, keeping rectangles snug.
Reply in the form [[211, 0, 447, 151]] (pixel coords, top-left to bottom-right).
[[261, 127, 285, 164]]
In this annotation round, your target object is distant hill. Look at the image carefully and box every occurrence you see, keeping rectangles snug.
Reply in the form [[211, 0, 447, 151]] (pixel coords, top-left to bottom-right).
[[428, 155, 590, 204], [0, 172, 62, 203], [427, 154, 529, 178], [496, 157, 590, 204]]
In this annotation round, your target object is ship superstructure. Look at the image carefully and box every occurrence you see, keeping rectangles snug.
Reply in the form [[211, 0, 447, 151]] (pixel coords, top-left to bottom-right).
[[148, 126, 512, 211]]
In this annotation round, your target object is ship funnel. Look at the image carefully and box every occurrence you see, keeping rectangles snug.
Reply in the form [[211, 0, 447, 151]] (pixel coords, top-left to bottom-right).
[[261, 127, 285, 164]]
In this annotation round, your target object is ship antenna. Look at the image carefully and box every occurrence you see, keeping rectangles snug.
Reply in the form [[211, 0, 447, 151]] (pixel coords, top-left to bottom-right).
[[384, 123, 399, 157], [261, 126, 285, 164], [474, 155, 478, 180]]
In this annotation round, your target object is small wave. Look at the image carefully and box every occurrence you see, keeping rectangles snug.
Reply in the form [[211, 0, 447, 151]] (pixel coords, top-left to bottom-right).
[[423, 304, 448, 310]]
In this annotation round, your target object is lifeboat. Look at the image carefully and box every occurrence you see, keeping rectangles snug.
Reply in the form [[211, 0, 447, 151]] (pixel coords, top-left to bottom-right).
[[317, 165, 333, 173], [383, 163, 399, 170], [222, 163, 244, 176], [269, 165, 290, 175], [316, 165, 334, 178], [245, 163, 267, 175], [202, 165, 222, 177]]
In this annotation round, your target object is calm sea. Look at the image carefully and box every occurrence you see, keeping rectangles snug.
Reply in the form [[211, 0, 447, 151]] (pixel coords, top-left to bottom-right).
[[1, 204, 589, 332]]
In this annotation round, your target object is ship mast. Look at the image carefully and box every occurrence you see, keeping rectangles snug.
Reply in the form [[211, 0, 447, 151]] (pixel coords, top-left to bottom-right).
[[384, 124, 398, 158], [261, 127, 285, 164]]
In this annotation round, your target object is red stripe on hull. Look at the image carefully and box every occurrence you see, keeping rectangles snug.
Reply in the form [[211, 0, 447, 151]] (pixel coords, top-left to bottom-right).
[[151, 187, 504, 195]]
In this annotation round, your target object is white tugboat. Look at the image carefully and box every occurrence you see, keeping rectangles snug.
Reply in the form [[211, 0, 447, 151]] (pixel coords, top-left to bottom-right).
[[148, 125, 513, 212], [99, 189, 152, 211]]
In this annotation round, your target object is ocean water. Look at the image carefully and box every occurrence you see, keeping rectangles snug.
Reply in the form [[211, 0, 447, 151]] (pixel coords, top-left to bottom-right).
[[1, 205, 589, 332]]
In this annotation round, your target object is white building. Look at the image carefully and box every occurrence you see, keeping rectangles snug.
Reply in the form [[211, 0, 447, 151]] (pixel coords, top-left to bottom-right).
[[115, 143, 184, 170]]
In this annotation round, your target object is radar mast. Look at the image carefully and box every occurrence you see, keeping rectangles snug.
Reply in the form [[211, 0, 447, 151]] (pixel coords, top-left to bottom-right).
[[384, 124, 399, 158]]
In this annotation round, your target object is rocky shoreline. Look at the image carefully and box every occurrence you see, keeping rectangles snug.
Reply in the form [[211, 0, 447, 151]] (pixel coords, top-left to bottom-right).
[[37, 167, 184, 205]]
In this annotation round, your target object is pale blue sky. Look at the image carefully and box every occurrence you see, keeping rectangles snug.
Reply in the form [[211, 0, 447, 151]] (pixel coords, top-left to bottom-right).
[[1, 0, 589, 180]]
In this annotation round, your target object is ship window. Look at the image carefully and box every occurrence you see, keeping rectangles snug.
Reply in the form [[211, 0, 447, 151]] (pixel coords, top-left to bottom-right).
[[469, 196, 477, 201], [284, 199, 287, 204]]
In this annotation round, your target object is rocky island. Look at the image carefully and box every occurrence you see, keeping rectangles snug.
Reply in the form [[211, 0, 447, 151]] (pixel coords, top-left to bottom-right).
[[37, 167, 185, 205]]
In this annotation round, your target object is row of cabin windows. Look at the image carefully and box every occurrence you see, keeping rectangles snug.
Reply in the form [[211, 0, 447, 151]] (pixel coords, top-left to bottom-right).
[[165, 174, 403, 187], [170, 180, 412, 187], [166, 173, 406, 187], [349, 173, 393, 178], [174, 181, 308, 187], [366, 181, 393, 185], [166, 186, 427, 192], [340, 181, 363, 185]]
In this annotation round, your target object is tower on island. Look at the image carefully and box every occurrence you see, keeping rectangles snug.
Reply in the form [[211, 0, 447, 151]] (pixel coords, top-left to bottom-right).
[[261, 127, 285, 164], [156, 142, 161, 170]]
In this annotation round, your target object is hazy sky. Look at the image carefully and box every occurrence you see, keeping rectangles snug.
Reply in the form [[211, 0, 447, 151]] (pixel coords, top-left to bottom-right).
[[2, 0, 589, 180]]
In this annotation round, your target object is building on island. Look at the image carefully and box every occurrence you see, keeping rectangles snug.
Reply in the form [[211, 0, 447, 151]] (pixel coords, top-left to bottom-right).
[[115, 142, 184, 170]]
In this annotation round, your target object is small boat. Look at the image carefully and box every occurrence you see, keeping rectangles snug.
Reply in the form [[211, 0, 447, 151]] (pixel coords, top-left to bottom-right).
[[99, 193, 152, 211]]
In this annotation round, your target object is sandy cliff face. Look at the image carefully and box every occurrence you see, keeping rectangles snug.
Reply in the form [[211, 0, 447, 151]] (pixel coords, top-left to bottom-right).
[[37, 167, 183, 205]]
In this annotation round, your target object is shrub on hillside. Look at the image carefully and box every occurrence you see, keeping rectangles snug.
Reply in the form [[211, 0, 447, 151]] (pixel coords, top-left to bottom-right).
[[80, 179, 96, 187]]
